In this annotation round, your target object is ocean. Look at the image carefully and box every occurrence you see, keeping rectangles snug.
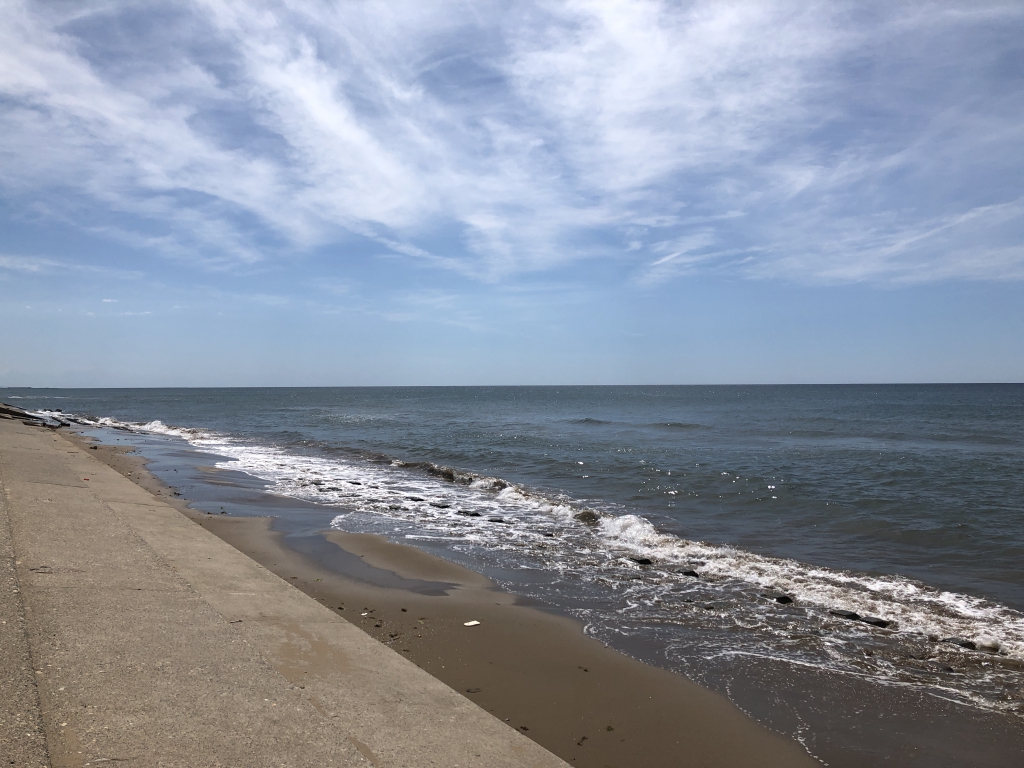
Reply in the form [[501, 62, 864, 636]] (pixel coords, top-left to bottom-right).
[[8, 384, 1024, 766]]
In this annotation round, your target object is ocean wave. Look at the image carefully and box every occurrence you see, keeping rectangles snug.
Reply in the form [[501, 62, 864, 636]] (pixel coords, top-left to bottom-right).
[[566, 418, 704, 430], [599, 514, 1023, 655]]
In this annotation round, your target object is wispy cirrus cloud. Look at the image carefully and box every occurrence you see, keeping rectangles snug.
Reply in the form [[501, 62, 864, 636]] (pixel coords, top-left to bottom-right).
[[1, 0, 1022, 284], [0, 253, 141, 279]]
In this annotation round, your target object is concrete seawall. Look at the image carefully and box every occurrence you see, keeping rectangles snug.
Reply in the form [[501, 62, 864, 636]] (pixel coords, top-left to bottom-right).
[[0, 418, 569, 767]]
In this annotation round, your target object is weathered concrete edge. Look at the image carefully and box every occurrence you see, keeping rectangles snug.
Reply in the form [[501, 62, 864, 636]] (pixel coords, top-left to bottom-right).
[[0, 437, 51, 767]]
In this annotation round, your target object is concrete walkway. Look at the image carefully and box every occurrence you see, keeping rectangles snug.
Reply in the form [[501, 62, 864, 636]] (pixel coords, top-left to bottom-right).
[[0, 418, 569, 768]]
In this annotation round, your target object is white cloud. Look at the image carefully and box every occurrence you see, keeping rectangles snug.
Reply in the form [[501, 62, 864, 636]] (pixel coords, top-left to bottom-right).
[[0, 254, 54, 273], [750, 199, 1024, 284], [0, 0, 1022, 284], [507, 2, 837, 192], [0, 253, 140, 279]]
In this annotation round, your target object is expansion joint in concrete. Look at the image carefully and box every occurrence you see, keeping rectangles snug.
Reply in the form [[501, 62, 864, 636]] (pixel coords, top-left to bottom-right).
[[0, 468, 52, 768]]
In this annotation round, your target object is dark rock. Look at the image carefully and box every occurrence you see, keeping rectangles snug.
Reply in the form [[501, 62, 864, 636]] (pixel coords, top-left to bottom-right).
[[429, 502, 451, 508], [859, 616, 891, 628], [487, 517, 508, 523], [830, 609, 861, 621], [348, 481, 362, 485], [407, 496, 425, 502], [941, 637, 977, 650], [680, 569, 700, 578], [1, 403, 38, 419], [574, 510, 600, 524], [457, 510, 481, 517], [774, 594, 794, 605], [630, 557, 653, 565]]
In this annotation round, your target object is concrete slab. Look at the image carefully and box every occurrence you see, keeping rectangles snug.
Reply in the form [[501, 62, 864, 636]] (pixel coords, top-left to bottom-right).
[[23, 584, 363, 768], [0, 448, 86, 488], [6, 488, 183, 592], [109, 502, 334, 625], [0, 429, 67, 453], [0, 473, 50, 767], [60, 461, 171, 506]]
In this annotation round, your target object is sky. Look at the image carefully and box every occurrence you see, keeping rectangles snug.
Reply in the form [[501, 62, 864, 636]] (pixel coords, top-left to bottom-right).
[[1, 0, 1023, 386]]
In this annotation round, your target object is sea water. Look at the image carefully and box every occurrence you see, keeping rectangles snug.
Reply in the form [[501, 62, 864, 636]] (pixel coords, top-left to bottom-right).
[[9, 384, 1024, 765]]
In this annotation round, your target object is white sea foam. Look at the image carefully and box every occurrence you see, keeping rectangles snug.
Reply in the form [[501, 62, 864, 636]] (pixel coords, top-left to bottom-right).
[[598, 514, 1024, 659]]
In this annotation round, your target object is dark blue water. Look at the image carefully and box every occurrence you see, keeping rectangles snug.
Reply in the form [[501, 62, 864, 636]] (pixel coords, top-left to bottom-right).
[[7, 384, 1024, 766]]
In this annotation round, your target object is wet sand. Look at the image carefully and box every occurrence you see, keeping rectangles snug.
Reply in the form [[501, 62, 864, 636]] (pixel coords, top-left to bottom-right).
[[66, 430, 816, 768]]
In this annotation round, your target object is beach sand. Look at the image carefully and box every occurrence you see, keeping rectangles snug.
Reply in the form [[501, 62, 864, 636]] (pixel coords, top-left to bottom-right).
[[66, 431, 816, 768]]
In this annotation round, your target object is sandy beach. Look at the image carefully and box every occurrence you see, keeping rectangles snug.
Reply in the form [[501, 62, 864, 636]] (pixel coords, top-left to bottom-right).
[[64, 429, 816, 768]]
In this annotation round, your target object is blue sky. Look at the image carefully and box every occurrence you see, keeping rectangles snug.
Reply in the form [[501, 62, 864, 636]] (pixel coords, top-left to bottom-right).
[[2, 0, 1023, 385]]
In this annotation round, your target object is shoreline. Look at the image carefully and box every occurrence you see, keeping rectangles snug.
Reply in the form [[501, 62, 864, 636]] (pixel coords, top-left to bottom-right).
[[1, 417, 569, 767], [65, 428, 817, 768]]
